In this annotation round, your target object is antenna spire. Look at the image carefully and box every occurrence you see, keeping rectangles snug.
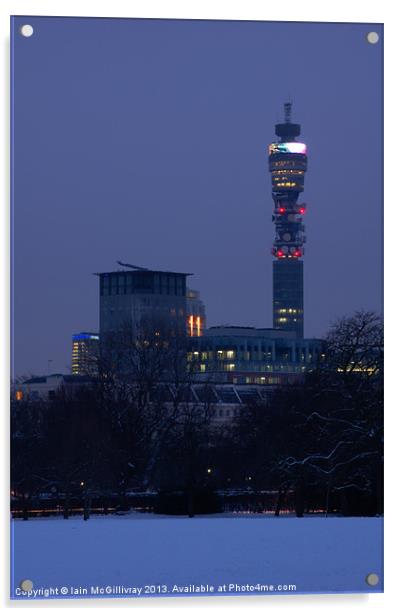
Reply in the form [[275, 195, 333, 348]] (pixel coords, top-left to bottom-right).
[[116, 261, 148, 271], [284, 101, 292, 124]]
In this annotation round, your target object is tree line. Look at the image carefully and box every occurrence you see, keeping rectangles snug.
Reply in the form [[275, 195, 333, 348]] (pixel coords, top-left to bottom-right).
[[11, 310, 383, 518]]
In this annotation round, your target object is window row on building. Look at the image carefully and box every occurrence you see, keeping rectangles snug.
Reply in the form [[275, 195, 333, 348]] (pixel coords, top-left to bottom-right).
[[99, 272, 186, 297]]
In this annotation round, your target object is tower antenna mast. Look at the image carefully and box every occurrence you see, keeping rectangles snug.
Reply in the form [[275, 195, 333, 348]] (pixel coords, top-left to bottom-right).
[[284, 101, 292, 124]]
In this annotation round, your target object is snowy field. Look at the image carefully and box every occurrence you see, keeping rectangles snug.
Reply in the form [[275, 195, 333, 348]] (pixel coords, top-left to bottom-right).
[[11, 513, 383, 600]]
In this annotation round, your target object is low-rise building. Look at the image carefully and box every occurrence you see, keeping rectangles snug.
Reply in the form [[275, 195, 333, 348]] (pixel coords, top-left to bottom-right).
[[15, 374, 94, 402], [187, 326, 323, 385], [14, 374, 273, 425]]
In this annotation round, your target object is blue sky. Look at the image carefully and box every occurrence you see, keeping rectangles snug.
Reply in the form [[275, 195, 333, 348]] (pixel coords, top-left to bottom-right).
[[11, 17, 383, 376]]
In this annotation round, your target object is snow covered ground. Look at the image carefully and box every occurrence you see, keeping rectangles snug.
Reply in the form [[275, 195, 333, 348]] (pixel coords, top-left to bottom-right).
[[11, 513, 383, 600]]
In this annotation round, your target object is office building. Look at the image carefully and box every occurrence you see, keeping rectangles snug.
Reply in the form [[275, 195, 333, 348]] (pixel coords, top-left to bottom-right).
[[96, 263, 190, 341], [71, 332, 99, 375], [188, 326, 322, 385]]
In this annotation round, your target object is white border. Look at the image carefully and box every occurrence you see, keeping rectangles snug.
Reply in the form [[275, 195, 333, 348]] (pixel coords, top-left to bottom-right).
[[1, 1, 397, 614]]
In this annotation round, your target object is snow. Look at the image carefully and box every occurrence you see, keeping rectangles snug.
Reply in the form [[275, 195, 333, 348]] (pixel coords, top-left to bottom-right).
[[10, 513, 383, 599]]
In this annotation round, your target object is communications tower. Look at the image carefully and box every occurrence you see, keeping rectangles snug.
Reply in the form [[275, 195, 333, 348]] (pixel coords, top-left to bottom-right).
[[268, 102, 308, 338]]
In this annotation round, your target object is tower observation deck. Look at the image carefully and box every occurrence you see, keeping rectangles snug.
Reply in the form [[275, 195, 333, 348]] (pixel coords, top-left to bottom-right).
[[268, 103, 308, 338]]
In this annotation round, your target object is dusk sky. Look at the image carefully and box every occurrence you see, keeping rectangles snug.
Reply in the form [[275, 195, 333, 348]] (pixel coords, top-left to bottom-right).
[[12, 16, 383, 377]]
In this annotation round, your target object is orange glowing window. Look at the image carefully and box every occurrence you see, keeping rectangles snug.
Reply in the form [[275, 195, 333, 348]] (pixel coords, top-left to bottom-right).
[[16, 391, 23, 401]]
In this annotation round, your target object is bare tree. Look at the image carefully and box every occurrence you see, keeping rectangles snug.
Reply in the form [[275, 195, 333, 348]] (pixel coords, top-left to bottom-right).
[[230, 310, 383, 517], [277, 310, 383, 515]]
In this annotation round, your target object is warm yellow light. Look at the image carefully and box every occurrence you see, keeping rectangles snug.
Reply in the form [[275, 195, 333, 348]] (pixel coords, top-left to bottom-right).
[[16, 391, 23, 401], [196, 316, 201, 337], [189, 315, 194, 337]]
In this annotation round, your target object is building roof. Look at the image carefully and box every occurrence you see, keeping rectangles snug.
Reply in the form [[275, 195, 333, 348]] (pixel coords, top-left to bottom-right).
[[72, 332, 99, 341], [204, 326, 296, 339], [94, 268, 192, 277], [23, 374, 94, 385], [63, 375, 95, 383], [201, 326, 323, 343], [23, 376, 47, 384]]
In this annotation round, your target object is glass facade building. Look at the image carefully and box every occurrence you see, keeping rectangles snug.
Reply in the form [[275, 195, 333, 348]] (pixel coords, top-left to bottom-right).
[[187, 326, 323, 386], [71, 332, 99, 376], [97, 268, 189, 339]]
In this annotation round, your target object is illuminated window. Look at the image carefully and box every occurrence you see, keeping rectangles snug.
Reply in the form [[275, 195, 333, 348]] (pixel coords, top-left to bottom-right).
[[188, 314, 202, 337], [15, 390, 23, 401]]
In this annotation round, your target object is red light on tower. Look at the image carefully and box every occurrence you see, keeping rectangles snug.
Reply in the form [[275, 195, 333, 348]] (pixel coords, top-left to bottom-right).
[[277, 250, 284, 257], [278, 207, 286, 214], [299, 207, 305, 214]]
